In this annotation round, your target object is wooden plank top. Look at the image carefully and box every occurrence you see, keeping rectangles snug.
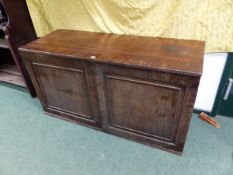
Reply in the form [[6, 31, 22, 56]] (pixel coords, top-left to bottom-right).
[[20, 30, 205, 76]]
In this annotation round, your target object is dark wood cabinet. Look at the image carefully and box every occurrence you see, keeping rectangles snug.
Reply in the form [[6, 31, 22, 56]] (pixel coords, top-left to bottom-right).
[[19, 30, 205, 154]]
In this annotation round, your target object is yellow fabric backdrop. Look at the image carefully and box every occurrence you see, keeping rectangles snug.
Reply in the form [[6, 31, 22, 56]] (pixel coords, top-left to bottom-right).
[[26, 0, 233, 52]]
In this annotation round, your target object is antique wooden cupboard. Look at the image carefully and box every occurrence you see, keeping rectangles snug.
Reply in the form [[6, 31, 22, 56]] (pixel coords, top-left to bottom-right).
[[19, 30, 205, 154]]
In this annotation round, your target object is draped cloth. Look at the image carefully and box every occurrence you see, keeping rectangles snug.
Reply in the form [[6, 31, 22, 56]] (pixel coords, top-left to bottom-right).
[[26, 0, 233, 52]]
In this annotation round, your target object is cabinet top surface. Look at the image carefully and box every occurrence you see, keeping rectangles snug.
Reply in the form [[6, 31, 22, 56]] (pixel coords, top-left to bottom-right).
[[20, 30, 205, 76]]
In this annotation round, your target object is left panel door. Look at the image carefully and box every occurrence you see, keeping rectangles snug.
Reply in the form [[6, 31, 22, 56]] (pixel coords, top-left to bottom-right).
[[23, 53, 100, 127]]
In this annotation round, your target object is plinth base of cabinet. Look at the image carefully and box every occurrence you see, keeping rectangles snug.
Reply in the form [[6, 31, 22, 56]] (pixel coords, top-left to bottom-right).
[[43, 109, 183, 155]]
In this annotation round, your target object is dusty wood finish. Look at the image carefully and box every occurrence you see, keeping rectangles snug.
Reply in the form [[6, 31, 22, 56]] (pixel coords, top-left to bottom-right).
[[19, 30, 205, 155], [0, 64, 21, 75], [0, 64, 25, 86], [21, 30, 205, 76]]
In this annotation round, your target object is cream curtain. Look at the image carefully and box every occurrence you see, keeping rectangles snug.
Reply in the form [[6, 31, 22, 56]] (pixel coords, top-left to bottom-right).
[[26, 0, 233, 52]]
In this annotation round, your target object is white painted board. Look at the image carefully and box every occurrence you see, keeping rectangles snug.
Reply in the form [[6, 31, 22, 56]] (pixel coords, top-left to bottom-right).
[[194, 53, 228, 112]]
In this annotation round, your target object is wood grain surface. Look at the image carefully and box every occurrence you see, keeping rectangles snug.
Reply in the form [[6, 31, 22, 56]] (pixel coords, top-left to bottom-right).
[[20, 30, 205, 76]]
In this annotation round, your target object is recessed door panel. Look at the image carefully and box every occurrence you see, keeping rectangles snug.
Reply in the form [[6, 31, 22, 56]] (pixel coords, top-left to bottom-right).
[[34, 63, 91, 117], [29, 57, 100, 126], [106, 74, 184, 141], [104, 73, 184, 144]]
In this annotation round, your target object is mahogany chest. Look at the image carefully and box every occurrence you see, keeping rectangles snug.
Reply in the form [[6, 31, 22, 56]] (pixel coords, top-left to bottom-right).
[[19, 30, 205, 154]]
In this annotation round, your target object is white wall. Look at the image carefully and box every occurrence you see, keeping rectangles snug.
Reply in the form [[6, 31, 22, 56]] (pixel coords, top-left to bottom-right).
[[194, 53, 228, 112]]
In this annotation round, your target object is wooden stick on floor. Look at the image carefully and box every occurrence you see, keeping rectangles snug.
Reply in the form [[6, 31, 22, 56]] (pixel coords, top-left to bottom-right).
[[199, 112, 221, 128]]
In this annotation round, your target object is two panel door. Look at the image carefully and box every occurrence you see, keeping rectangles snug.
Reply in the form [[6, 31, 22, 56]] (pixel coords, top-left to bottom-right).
[[23, 52, 199, 153]]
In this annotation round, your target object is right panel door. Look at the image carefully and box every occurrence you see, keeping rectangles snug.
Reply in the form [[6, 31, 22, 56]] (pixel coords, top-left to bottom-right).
[[95, 63, 200, 153]]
